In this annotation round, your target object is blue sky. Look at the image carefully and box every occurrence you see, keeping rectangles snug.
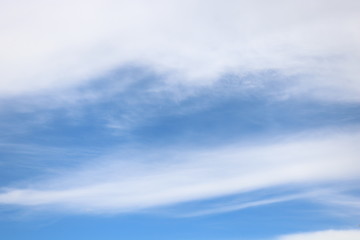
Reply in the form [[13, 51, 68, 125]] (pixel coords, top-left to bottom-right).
[[1, 1, 360, 239]]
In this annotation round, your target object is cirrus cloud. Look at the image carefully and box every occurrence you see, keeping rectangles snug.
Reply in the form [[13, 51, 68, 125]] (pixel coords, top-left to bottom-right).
[[0, 130, 359, 214]]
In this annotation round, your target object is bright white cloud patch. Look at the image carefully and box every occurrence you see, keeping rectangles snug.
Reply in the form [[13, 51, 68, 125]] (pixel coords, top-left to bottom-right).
[[1, 0, 360, 100], [0, 131, 359, 214], [277, 229, 360, 240]]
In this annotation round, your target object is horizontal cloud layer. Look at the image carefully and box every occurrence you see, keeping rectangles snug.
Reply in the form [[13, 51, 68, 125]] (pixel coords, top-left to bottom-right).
[[0, 131, 359, 214]]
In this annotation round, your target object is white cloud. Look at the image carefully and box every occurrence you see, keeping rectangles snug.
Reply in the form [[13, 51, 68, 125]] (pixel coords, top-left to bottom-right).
[[178, 192, 309, 217], [1, 0, 360, 100], [276, 229, 360, 240], [0, 131, 359, 214]]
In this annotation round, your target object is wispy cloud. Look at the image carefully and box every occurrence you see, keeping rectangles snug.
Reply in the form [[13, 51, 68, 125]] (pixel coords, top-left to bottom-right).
[[176, 188, 360, 217], [0, 130, 359, 215], [177, 192, 309, 217]]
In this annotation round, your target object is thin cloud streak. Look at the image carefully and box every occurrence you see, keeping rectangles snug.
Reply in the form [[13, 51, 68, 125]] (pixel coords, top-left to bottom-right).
[[178, 193, 307, 217], [178, 188, 360, 218], [0, 131, 359, 215]]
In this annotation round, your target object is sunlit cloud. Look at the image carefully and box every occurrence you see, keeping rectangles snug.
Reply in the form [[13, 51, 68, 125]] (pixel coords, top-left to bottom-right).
[[276, 229, 360, 240], [1, 0, 359, 101]]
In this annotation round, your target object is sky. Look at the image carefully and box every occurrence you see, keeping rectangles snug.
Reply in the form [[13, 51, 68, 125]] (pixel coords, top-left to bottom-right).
[[1, 0, 360, 239]]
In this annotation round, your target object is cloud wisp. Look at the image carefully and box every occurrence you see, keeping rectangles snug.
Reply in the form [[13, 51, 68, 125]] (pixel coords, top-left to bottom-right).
[[0, 131, 359, 215]]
